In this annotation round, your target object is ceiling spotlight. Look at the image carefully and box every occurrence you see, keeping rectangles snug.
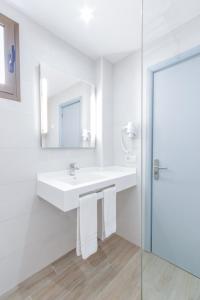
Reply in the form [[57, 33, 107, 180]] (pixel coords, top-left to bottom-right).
[[80, 7, 94, 24]]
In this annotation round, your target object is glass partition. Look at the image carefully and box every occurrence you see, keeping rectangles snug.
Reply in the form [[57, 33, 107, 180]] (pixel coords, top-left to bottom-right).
[[0, 25, 5, 85], [142, 1, 200, 299]]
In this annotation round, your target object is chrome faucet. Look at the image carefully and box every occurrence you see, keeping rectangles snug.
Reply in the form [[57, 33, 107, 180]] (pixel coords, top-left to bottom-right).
[[69, 162, 79, 176]]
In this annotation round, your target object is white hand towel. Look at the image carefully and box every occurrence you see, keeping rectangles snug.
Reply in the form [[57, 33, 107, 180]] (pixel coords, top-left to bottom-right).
[[102, 186, 117, 239], [76, 193, 98, 259]]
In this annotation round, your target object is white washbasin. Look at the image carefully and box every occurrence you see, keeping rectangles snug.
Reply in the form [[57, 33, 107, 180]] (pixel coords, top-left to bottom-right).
[[37, 166, 136, 212], [57, 172, 108, 186]]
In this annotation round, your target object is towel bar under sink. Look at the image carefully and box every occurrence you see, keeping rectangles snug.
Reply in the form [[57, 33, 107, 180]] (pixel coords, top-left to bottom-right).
[[80, 184, 115, 200]]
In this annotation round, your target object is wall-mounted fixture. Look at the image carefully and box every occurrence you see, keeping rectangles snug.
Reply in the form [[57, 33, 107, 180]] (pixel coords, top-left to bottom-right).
[[40, 77, 48, 135], [121, 121, 137, 154], [82, 129, 91, 142], [90, 85, 96, 146]]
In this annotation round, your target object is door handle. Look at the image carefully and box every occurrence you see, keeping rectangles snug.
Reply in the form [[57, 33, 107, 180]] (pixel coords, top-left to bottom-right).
[[153, 159, 168, 180]]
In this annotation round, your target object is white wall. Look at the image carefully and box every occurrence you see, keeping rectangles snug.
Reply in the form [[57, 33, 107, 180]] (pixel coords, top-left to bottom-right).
[[101, 59, 114, 166], [142, 15, 200, 248], [96, 58, 113, 166], [95, 55, 142, 246], [113, 53, 141, 246], [0, 1, 97, 296]]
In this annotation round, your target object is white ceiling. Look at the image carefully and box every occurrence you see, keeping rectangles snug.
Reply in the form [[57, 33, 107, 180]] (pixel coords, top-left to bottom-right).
[[5, 0, 200, 62], [5, 0, 141, 63]]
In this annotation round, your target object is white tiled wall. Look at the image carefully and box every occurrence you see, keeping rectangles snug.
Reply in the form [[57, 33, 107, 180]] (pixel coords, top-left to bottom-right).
[[101, 59, 114, 166], [113, 53, 142, 246], [96, 54, 142, 246], [96, 58, 113, 166], [0, 1, 97, 295]]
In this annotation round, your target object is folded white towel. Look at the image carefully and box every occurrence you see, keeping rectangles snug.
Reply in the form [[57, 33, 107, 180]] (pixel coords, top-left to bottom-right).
[[102, 186, 117, 239], [76, 193, 98, 259]]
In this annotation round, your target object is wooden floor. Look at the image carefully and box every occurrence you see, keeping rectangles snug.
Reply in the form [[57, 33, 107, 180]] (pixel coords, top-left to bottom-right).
[[142, 251, 200, 300], [3, 235, 141, 300], [3, 237, 200, 300]]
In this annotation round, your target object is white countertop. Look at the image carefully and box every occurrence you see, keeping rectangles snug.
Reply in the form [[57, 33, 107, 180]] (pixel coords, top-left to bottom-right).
[[37, 166, 136, 212]]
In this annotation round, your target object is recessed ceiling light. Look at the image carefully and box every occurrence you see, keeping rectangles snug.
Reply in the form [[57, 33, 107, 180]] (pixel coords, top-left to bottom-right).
[[80, 7, 94, 24]]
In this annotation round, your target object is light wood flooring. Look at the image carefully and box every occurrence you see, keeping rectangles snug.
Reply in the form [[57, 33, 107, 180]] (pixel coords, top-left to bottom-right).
[[142, 251, 200, 300], [2, 235, 141, 300]]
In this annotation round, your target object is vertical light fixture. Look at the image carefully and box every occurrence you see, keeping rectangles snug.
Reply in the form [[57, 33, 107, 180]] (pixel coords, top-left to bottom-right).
[[90, 85, 96, 146], [40, 77, 48, 135]]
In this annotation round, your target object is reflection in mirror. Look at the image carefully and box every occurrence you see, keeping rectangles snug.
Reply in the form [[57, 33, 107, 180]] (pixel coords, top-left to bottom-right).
[[40, 64, 96, 148]]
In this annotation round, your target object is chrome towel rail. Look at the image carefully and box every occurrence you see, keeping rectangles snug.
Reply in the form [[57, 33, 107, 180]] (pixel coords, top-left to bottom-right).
[[80, 184, 115, 199]]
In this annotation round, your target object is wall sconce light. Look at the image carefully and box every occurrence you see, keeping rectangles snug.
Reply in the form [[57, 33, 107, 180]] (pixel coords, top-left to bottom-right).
[[82, 129, 91, 142], [40, 77, 48, 135], [90, 85, 96, 146]]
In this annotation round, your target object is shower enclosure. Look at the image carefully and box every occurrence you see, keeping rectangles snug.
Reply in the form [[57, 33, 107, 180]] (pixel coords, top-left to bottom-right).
[[142, 0, 200, 299]]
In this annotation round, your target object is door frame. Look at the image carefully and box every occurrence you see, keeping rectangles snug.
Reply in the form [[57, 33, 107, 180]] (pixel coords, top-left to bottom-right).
[[59, 97, 82, 147], [144, 45, 200, 251]]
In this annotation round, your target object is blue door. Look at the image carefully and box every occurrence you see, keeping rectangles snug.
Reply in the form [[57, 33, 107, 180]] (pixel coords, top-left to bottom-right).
[[60, 99, 81, 147], [152, 51, 200, 277]]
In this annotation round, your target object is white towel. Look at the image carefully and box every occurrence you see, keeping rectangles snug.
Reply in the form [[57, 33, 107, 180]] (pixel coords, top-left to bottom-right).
[[76, 193, 98, 259], [102, 186, 117, 239]]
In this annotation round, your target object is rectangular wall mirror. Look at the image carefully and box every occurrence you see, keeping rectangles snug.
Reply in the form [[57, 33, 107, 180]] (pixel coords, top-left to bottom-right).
[[40, 63, 96, 149]]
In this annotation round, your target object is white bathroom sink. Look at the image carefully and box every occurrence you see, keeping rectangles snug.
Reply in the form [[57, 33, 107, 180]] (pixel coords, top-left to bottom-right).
[[57, 172, 108, 186], [37, 166, 136, 212]]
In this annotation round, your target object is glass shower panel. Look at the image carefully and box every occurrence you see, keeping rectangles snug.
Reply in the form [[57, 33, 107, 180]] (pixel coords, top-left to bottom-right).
[[142, 0, 200, 299], [0, 24, 5, 84]]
